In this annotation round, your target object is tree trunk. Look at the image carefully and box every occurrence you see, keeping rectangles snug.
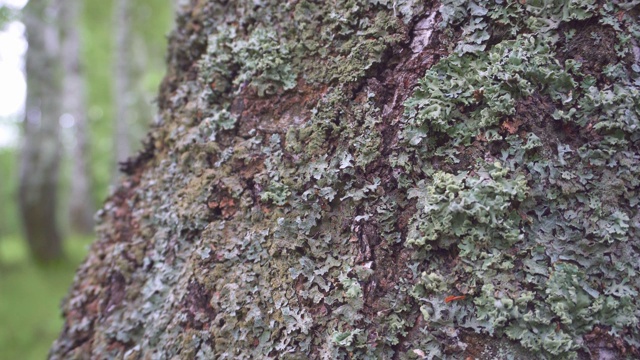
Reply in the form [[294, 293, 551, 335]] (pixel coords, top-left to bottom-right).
[[60, 0, 95, 234], [112, 0, 133, 180], [19, 0, 63, 263], [51, 1, 640, 359], [112, 0, 164, 184], [112, 1, 168, 184]]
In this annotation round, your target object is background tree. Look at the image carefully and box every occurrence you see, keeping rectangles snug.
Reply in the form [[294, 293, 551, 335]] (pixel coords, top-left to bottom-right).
[[81, 0, 173, 205], [0, 1, 175, 358], [112, 0, 133, 176], [51, 1, 640, 359], [111, 0, 172, 183], [19, 0, 63, 263], [60, 0, 95, 234]]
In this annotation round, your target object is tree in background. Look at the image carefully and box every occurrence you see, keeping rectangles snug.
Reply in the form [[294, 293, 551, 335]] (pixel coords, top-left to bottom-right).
[[112, 0, 133, 176], [81, 0, 174, 200], [19, 0, 63, 263], [60, 0, 95, 234], [111, 0, 171, 183], [0, 0, 173, 257], [50, 1, 640, 359]]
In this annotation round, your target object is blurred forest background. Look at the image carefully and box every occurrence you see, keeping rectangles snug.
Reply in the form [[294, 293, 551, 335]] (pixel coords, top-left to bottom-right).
[[0, 0, 175, 358]]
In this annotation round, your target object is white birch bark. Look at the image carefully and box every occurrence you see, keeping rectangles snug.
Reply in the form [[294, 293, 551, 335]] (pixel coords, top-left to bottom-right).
[[19, 0, 63, 262], [112, 0, 132, 181], [60, 0, 95, 234]]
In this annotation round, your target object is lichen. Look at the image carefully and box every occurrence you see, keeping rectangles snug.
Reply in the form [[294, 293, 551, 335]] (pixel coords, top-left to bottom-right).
[[399, 0, 640, 358], [51, 0, 640, 359]]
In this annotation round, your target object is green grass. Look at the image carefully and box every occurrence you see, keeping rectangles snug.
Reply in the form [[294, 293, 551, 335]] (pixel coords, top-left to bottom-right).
[[0, 235, 93, 360]]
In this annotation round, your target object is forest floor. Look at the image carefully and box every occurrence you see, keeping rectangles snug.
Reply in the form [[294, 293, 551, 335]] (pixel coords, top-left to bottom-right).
[[0, 235, 92, 360]]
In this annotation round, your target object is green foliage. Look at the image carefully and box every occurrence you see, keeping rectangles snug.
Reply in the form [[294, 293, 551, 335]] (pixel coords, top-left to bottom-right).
[[0, 148, 19, 236], [81, 0, 116, 203], [82, 0, 173, 203]]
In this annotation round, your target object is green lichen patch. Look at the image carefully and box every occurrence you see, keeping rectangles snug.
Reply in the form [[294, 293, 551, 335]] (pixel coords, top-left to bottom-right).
[[398, 0, 640, 358]]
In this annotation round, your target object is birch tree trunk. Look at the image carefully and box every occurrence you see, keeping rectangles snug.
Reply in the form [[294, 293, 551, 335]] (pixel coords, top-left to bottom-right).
[[112, 0, 133, 180], [60, 0, 95, 234], [112, 0, 162, 183], [19, 0, 63, 263], [51, 1, 640, 359]]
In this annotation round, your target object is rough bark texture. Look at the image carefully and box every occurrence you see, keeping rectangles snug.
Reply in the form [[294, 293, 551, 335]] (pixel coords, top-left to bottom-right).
[[19, 0, 63, 263], [51, 1, 640, 359], [60, 0, 95, 234]]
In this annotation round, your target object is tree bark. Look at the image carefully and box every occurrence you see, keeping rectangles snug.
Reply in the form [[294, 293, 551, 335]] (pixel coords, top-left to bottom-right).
[[51, 1, 640, 359], [60, 0, 95, 234], [19, 0, 63, 263]]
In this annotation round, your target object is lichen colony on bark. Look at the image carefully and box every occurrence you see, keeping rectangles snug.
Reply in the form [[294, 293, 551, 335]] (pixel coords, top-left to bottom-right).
[[51, 1, 640, 359]]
